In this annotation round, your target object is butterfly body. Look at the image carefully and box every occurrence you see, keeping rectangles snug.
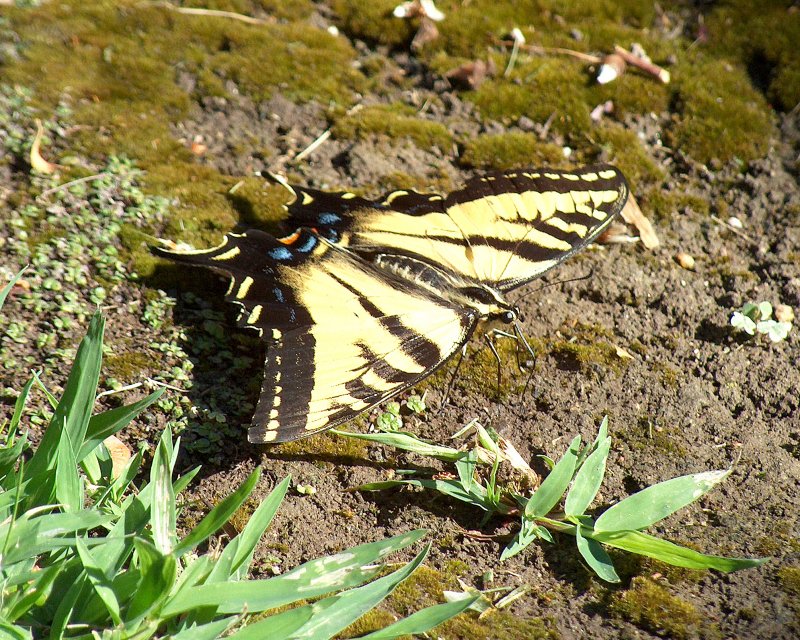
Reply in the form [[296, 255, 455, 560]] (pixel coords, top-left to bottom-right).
[[159, 165, 629, 443]]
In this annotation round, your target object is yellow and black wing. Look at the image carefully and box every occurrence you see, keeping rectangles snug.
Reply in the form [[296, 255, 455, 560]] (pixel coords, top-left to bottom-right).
[[282, 164, 628, 291], [160, 229, 477, 443]]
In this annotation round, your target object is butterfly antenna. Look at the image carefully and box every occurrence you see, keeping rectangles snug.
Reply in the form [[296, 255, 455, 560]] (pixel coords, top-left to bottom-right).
[[509, 269, 594, 306]]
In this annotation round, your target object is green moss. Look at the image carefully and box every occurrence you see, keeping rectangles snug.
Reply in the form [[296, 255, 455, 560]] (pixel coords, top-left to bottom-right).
[[586, 123, 665, 192], [643, 188, 712, 223], [104, 351, 152, 380], [652, 362, 680, 388], [330, 0, 415, 48], [332, 104, 453, 151], [370, 170, 454, 196], [547, 322, 628, 375], [1, 0, 364, 210], [778, 566, 800, 625], [341, 609, 399, 639], [704, 1, 800, 111], [469, 59, 592, 135], [609, 577, 708, 640], [666, 55, 773, 166], [461, 133, 565, 170], [385, 565, 559, 640], [618, 417, 687, 457], [270, 429, 371, 461]]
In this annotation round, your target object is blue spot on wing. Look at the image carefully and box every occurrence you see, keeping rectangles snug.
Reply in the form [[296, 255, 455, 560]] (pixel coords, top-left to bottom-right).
[[273, 287, 285, 303], [318, 213, 341, 225], [269, 247, 293, 261], [296, 235, 318, 253]]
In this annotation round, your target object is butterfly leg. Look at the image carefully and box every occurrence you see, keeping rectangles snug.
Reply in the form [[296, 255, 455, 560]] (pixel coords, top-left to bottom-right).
[[513, 320, 538, 398], [483, 331, 504, 393]]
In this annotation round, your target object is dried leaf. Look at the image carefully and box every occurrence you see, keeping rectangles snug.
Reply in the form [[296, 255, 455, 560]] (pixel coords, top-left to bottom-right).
[[621, 195, 660, 248], [103, 435, 132, 480], [30, 119, 58, 175]]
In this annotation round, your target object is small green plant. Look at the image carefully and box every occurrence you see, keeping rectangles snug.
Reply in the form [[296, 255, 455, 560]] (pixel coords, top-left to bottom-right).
[[731, 301, 793, 342], [334, 419, 765, 583], [0, 270, 478, 639]]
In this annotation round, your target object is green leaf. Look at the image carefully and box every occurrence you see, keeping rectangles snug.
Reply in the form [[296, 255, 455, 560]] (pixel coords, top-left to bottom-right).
[[174, 466, 262, 557], [756, 319, 792, 342], [78, 390, 164, 462], [27, 312, 105, 478], [331, 429, 463, 461], [575, 526, 619, 583], [127, 537, 178, 621], [501, 519, 550, 560], [54, 424, 81, 512], [356, 594, 479, 639], [150, 429, 176, 554], [594, 468, 731, 533], [565, 434, 611, 517], [730, 312, 756, 335], [76, 536, 122, 625], [588, 528, 766, 572], [161, 530, 426, 617], [6, 376, 34, 437], [170, 617, 239, 640], [0, 267, 26, 311], [208, 476, 291, 582], [524, 435, 581, 518], [229, 546, 431, 640], [0, 622, 32, 640]]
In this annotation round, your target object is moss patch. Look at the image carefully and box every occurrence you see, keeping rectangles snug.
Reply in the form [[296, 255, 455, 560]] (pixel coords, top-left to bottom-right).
[[376, 565, 560, 640], [609, 576, 708, 639], [666, 55, 773, 167], [461, 132, 565, 170], [703, 1, 800, 111], [778, 565, 800, 630], [332, 104, 453, 151]]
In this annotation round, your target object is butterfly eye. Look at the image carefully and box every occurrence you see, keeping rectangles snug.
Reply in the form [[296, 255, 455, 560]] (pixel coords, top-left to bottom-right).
[[502, 310, 515, 324]]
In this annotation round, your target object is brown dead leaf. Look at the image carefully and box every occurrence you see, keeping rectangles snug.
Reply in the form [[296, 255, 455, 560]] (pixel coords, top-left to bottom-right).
[[445, 59, 495, 90], [621, 195, 660, 248], [30, 119, 58, 175], [103, 435, 132, 479]]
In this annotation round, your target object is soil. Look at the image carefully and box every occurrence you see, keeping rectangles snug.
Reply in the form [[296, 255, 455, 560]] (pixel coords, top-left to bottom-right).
[[1, 2, 799, 639]]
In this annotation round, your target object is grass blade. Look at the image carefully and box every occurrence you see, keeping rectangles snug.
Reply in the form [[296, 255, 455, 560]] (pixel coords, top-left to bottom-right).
[[174, 466, 261, 557], [150, 429, 176, 554], [127, 538, 178, 622], [208, 476, 291, 582], [54, 422, 81, 512], [356, 594, 480, 639], [229, 546, 431, 640], [524, 435, 581, 518], [565, 435, 611, 517], [0, 267, 26, 311], [161, 530, 426, 617], [78, 389, 164, 462], [593, 469, 731, 532], [589, 528, 766, 571], [27, 312, 105, 478], [575, 526, 620, 583], [76, 536, 122, 625]]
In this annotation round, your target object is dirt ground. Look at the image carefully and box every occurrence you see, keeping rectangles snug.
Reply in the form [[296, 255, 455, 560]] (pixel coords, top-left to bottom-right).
[[1, 2, 799, 639]]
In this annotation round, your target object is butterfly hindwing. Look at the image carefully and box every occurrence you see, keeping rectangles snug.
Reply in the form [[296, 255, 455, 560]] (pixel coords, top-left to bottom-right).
[[159, 229, 477, 443], [281, 164, 628, 292]]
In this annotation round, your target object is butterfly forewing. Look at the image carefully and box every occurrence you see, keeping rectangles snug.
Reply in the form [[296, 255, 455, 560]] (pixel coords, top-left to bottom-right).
[[284, 165, 628, 292]]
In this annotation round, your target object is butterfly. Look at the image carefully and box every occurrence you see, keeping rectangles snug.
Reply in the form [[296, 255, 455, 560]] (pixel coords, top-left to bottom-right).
[[159, 165, 629, 443]]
